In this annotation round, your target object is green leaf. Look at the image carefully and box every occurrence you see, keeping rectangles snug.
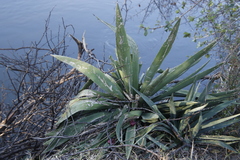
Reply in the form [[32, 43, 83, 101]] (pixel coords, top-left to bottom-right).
[[137, 137, 146, 146], [132, 87, 166, 119], [115, 4, 132, 94], [141, 112, 159, 123], [167, 121, 184, 141], [185, 78, 201, 101], [135, 123, 158, 144], [195, 140, 237, 152], [52, 55, 125, 99], [116, 106, 128, 144], [79, 79, 93, 92], [126, 110, 142, 119], [198, 79, 214, 103], [202, 113, 240, 130], [188, 16, 195, 22], [152, 62, 222, 101], [143, 68, 169, 96], [188, 103, 208, 113], [152, 40, 217, 99], [76, 89, 110, 99], [179, 109, 191, 134], [200, 116, 240, 133], [44, 112, 105, 153], [191, 112, 203, 138], [127, 32, 140, 95], [56, 99, 119, 125], [141, 19, 181, 92], [169, 95, 176, 119], [178, 103, 207, 134], [154, 124, 175, 138], [199, 135, 240, 141], [144, 28, 148, 36], [182, 1, 186, 9], [125, 125, 136, 159], [202, 100, 236, 122], [183, 32, 191, 38], [146, 135, 168, 150], [95, 12, 140, 95]]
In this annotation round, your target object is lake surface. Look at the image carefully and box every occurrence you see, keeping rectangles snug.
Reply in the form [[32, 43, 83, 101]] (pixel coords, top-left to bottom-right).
[[0, 0, 215, 102]]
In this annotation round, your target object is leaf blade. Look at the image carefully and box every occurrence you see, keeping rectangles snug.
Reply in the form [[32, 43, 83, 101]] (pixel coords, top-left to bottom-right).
[[52, 55, 125, 99], [141, 19, 181, 92]]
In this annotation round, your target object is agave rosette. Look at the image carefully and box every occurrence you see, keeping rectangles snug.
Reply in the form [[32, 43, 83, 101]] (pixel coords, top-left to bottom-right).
[[44, 4, 240, 159]]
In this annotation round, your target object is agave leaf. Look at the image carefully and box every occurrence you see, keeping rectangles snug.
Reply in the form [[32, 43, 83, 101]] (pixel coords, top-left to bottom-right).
[[52, 55, 125, 99], [146, 135, 168, 150], [56, 99, 119, 125], [195, 140, 237, 152], [141, 112, 159, 123], [79, 79, 93, 92], [95, 15, 139, 92], [95, 15, 116, 32], [199, 135, 240, 141], [200, 117, 240, 133], [89, 132, 114, 149], [125, 125, 136, 159], [166, 40, 217, 79], [87, 109, 121, 149], [169, 95, 176, 120], [143, 68, 169, 96], [137, 137, 147, 146], [185, 79, 200, 101], [167, 121, 183, 141], [206, 88, 238, 102], [202, 113, 240, 130], [194, 58, 212, 74], [178, 104, 207, 134], [115, 4, 132, 94], [209, 89, 239, 98], [178, 109, 191, 134], [189, 103, 208, 113], [152, 40, 217, 101], [158, 101, 200, 110], [116, 106, 128, 144], [141, 19, 181, 92], [152, 62, 222, 101], [126, 110, 142, 119], [198, 79, 214, 103], [135, 123, 158, 145], [44, 112, 105, 153], [202, 100, 236, 122], [76, 89, 112, 99], [191, 112, 203, 138], [132, 87, 166, 119], [155, 126, 175, 138], [128, 35, 140, 94]]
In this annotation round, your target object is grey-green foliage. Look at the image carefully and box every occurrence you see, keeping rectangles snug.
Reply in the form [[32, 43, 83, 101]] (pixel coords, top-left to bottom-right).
[[44, 4, 240, 159]]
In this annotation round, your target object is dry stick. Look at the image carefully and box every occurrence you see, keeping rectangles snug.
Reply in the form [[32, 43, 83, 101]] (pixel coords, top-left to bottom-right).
[[0, 47, 52, 51], [69, 34, 84, 60], [55, 34, 85, 85]]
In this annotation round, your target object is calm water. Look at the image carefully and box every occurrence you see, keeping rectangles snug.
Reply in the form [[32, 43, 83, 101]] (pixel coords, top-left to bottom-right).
[[0, 0, 215, 101]]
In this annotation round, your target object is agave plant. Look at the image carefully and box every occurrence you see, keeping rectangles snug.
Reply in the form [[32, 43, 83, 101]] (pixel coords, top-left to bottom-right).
[[44, 4, 240, 159]]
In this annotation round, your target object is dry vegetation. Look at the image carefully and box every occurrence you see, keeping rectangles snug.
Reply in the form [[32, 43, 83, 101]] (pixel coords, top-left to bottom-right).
[[0, 13, 108, 159]]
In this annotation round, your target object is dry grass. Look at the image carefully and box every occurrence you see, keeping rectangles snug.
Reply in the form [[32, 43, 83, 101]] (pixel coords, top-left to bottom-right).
[[35, 144, 240, 160]]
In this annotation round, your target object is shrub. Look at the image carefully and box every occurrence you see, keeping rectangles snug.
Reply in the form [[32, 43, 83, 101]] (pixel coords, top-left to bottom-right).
[[44, 4, 240, 159]]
